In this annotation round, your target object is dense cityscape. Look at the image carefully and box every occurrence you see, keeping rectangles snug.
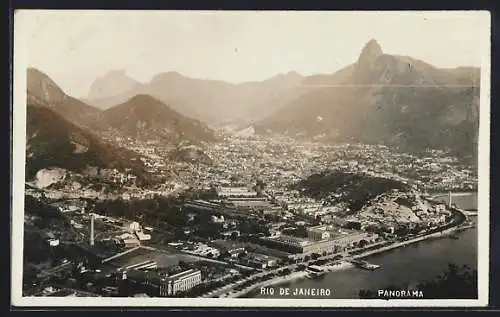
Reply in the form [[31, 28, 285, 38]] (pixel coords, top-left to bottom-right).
[[17, 11, 484, 303], [23, 132, 478, 298]]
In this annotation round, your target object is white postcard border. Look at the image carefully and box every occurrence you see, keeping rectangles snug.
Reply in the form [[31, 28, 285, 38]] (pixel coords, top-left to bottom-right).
[[11, 10, 491, 307]]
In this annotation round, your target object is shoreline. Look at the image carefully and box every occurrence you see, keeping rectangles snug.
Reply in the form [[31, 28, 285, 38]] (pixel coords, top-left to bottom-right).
[[233, 225, 475, 298], [203, 193, 476, 298]]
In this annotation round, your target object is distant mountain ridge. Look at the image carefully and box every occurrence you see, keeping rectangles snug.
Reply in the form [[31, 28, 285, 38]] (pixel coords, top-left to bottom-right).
[[254, 39, 480, 159], [29, 36, 480, 160], [85, 70, 318, 124], [88, 69, 141, 101]]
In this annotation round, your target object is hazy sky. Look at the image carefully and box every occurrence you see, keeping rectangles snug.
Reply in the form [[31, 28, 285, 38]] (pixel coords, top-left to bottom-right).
[[16, 10, 488, 98]]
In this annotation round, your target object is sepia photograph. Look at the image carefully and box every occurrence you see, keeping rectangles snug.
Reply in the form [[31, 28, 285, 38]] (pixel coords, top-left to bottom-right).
[[11, 10, 490, 307]]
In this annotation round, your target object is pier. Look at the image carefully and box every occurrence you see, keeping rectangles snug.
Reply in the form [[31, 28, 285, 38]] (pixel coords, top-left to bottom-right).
[[306, 265, 327, 278], [349, 259, 381, 271]]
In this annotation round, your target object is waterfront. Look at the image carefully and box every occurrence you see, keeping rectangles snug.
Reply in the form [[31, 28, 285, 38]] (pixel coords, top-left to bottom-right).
[[249, 227, 477, 299], [433, 192, 478, 211], [248, 192, 478, 299]]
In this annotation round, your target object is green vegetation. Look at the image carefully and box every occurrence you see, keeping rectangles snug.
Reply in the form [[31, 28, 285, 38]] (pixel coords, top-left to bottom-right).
[[292, 170, 409, 213], [26, 105, 153, 184], [93, 196, 187, 227]]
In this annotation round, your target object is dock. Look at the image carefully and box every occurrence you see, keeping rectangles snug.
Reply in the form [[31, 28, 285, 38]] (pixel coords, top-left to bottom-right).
[[306, 265, 327, 278], [349, 259, 381, 271]]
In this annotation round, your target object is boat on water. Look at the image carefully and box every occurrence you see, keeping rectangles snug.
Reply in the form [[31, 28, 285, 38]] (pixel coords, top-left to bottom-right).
[[350, 259, 381, 271], [448, 234, 459, 240], [306, 265, 327, 279]]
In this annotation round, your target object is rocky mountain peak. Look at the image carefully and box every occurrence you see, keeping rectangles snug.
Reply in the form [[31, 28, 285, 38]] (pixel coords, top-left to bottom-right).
[[351, 39, 384, 84], [357, 39, 383, 64], [88, 69, 140, 100]]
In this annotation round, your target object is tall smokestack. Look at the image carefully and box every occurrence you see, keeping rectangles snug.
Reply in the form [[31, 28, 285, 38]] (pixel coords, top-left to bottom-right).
[[90, 213, 95, 246], [448, 191, 452, 208]]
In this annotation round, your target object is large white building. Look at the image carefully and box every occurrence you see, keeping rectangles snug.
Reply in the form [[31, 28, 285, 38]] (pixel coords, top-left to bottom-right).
[[135, 230, 152, 241], [307, 226, 378, 247], [124, 268, 202, 296], [127, 221, 142, 233], [159, 269, 202, 296]]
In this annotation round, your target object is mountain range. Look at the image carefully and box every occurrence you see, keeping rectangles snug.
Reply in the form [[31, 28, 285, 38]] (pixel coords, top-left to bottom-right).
[[254, 40, 480, 159], [26, 38, 480, 170], [25, 68, 217, 180], [84, 65, 364, 125], [84, 70, 312, 124], [82, 39, 480, 160]]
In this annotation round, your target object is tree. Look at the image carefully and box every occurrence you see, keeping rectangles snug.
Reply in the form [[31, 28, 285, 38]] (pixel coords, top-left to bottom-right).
[[358, 239, 369, 248], [254, 179, 266, 197], [230, 231, 240, 240]]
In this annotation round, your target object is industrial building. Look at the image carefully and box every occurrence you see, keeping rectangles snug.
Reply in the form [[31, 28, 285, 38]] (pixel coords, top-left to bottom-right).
[[259, 228, 378, 255], [239, 252, 280, 269], [115, 233, 141, 248], [217, 187, 257, 198]]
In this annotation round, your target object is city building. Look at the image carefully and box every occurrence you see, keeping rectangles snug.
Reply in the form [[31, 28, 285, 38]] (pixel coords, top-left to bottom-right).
[[135, 230, 152, 241], [48, 239, 60, 247], [307, 225, 334, 241], [124, 268, 202, 297], [260, 229, 378, 255], [189, 243, 221, 258], [211, 215, 225, 223], [217, 187, 257, 198], [116, 232, 141, 247], [259, 234, 311, 254], [127, 221, 142, 233], [159, 269, 202, 296], [228, 247, 246, 257], [240, 252, 279, 269]]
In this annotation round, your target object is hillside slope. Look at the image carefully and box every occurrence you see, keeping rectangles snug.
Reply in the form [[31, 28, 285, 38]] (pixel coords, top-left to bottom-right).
[[25, 103, 151, 182], [27, 68, 101, 127], [95, 94, 217, 144]]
